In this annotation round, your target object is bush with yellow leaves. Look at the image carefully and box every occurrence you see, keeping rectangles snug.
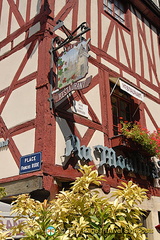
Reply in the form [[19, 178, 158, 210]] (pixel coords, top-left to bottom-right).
[[10, 165, 150, 240], [0, 187, 11, 240]]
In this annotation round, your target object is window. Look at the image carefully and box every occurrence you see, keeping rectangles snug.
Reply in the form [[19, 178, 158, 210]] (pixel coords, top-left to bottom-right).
[[103, 0, 126, 24], [110, 82, 140, 135]]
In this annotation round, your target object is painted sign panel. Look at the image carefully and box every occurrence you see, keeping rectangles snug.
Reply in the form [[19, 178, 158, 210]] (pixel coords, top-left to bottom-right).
[[52, 76, 91, 103], [20, 152, 42, 174], [57, 40, 89, 89], [119, 79, 144, 101]]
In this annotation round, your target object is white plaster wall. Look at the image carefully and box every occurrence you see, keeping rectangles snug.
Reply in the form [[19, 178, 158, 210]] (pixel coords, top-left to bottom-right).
[[122, 71, 137, 85], [0, 141, 19, 179], [130, 7, 141, 76], [151, 69, 159, 87], [101, 58, 120, 74], [12, 129, 35, 156], [140, 82, 159, 98], [78, 0, 86, 27], [54, 0, 66, 16], [107, 27, 117, 59], [118, 29, 128, 67], [30, 0, 41, 20], [91, 0, 98, 47], [13, 33, 26, 48], [74, 122, 88, 138], [144, 19, 152, 59], [88, 130, 104, 167], [19, 42, 38, 79], [10, 13, 19, 34], [145, 98, 160, 127], [0, 43, 11, 56], [144, 98, 160, 131], [1, 80, 36, 129], [0, 46, 28, 89], [0, 0, 9, 41], [119, 29, 132, 68], [55, 117, 72, 165], [151, 26, 160, 82], [18, 0, 27, 21], [144, 110, 158, 133], [90, 51, 96, 59], [122, 30, 132, 67], [88, 62, 98, 79], [84, 84, 102, 123], [0, 97, 4, 105], [63, 9, 73, 30], [101, 14, 111, 48], [140, 35, 150, 81]]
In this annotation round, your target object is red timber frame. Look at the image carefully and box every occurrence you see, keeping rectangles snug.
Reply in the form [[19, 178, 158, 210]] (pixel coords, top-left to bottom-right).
[[0, 0, 160, 199]]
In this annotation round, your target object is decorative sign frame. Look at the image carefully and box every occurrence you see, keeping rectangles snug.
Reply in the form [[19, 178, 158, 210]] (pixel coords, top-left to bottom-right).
[[52, 40, 92, 103]]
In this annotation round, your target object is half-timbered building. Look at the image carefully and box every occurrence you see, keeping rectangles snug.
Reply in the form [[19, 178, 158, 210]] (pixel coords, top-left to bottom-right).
[[0, 0, 160, 238]]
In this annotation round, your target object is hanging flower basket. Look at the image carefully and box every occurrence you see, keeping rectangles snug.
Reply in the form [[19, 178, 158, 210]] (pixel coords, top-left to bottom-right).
[[111, 134, 154, 158], [116, 122, 160, 158]]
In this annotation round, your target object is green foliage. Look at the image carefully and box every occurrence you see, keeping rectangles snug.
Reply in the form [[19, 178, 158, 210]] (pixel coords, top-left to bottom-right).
[[11, 165, 150, 240], [0, 187, 6, 199], [121, 121, 160, 157]]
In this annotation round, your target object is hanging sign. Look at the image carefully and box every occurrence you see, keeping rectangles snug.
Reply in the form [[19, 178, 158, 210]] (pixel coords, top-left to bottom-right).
[[20, 152, 42, 174], [52, 76, 91, 103], [72, 100, 88, 117], [52, 40, 92, 103], [119, 79, 144, 101]]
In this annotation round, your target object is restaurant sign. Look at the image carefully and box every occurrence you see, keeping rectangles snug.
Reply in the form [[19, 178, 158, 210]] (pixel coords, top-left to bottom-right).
[[119, 79, 144, 101], [63, 135, 158, 178], [52, 40, 92, 102]]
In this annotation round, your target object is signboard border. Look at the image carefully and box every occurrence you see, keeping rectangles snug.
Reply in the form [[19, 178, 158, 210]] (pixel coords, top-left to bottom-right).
[[19, 152, 42, 175]]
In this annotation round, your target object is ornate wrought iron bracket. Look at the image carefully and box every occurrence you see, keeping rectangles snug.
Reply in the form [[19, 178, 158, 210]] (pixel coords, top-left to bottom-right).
[[50, 20, 90, 52]]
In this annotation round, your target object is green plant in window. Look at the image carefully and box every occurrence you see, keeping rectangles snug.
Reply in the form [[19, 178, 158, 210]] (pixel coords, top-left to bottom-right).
[[121, 122, 160, 158]]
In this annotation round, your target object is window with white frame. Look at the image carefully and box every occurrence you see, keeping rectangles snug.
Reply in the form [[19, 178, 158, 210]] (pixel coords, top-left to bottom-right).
[[110, 81, 141, 135]]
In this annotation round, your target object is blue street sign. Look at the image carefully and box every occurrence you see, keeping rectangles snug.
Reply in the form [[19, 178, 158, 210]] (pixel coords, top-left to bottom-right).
[[20, 152, 42, 174]]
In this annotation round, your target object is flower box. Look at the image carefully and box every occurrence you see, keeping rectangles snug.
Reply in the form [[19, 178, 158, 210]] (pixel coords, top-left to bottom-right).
[[110, 135, 154, 158]]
